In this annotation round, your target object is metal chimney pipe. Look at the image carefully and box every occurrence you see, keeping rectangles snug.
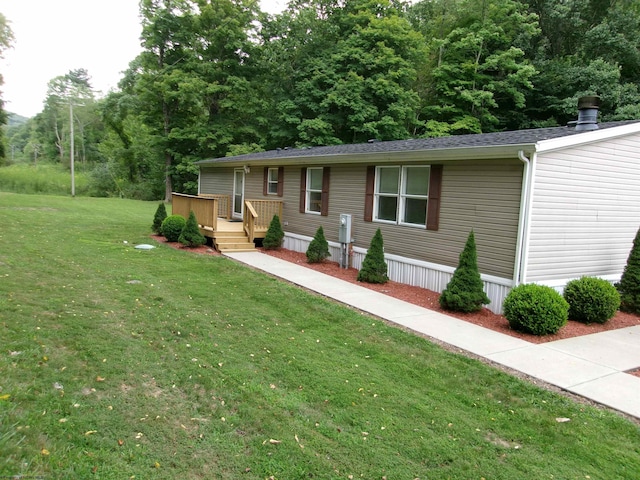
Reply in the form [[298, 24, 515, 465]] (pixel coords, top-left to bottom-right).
[[575, 95, 600, 131]]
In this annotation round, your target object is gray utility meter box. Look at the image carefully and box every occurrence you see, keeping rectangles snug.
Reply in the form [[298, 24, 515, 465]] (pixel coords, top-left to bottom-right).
[[339, 213, 352, 244]]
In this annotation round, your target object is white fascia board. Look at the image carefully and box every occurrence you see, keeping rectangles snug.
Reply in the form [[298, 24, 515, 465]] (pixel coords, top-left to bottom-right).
[[535, 122, 640, 154]]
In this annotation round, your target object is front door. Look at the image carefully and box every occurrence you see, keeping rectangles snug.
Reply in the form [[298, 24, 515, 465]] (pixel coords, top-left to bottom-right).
[[233, 169, 244, 219]]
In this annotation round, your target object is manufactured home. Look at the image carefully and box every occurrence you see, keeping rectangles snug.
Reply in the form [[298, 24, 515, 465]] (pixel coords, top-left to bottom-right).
[[189, 101, 640, 314]]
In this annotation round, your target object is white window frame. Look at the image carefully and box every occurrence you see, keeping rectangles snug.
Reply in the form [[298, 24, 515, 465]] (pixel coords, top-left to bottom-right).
[[305, 167, 323, 214], [374, 165, 430, 227], [267, 167, 279, 195]]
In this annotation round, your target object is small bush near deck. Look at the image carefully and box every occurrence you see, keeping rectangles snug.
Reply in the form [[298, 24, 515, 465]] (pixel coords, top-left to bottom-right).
[[179, 211, 206, 247], [564, 277, 620, 324], [503, 284, 569, 336], [306, 226, 330, 263], [161, 214, 186, 242], [357, 228, 388, 284], [263, 214, 284, 250], [439, 231, 490, 313], [616, 227, 640, 314], [152, 203, 167, 234]]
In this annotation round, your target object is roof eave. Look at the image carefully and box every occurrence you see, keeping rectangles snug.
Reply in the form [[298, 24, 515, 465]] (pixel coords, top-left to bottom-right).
[[197, 144, 536, 168]]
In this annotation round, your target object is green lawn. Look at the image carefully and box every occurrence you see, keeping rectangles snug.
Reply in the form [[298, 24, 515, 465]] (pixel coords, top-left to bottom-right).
[[0, 192, 639, 479]]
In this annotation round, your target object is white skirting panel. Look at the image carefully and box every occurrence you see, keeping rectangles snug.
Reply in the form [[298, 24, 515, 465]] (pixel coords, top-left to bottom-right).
[[283, 233, 513, 315]]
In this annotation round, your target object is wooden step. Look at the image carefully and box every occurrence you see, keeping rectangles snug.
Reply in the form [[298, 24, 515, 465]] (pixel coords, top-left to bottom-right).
[[213, 235, 256, 252]]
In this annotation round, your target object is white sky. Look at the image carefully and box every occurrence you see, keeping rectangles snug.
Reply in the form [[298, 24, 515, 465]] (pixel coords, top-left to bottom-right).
[[0, 0, 287, 118]]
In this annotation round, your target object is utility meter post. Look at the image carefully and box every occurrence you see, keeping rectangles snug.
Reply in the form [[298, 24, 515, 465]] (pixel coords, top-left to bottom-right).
[[339, 214, 352, 269]]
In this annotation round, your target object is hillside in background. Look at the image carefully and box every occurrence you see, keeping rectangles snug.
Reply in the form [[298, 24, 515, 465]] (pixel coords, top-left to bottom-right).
[[7, 112, 29, 126]]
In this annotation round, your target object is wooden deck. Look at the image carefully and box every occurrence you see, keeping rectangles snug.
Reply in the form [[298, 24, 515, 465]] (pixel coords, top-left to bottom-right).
[[172, 193, 282, 253]]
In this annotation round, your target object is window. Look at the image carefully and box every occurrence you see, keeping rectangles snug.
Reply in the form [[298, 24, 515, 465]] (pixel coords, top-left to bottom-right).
[[299, 167, 330, 216], [263, 167, 283, 196], [306, 167, 323, 213], [365, 165, 442, 229], [267, 168, 278, 195]]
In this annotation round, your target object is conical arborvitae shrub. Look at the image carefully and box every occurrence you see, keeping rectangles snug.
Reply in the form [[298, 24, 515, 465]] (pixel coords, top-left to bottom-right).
[[439, 230, 490, 312], [178, 211, 206, 247], [152, 203, 167, 234], [263, 214, 284, 250], [357, 228, 388, 284], [616, 227, 640, 313], [306, 226, 330, 263]]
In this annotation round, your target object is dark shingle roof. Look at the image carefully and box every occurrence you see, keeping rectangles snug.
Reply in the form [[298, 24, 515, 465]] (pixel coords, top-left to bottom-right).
[[196, 121, 639, 165]]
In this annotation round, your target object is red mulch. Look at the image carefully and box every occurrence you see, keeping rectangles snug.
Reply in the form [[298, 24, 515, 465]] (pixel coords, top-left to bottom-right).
[[151, 236, 640, 376]]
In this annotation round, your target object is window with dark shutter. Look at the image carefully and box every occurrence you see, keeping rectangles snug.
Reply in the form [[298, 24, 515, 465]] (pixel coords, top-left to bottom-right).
[[264, 167, 280, 196], [300, 167, 330, 214], [365, 164, 442, 229]]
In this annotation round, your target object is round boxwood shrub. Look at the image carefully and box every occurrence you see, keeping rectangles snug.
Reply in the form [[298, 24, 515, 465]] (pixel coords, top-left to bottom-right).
[[161, 214, 186, 242], [503, 284, 569, 336], [563, 276, 620, 324]]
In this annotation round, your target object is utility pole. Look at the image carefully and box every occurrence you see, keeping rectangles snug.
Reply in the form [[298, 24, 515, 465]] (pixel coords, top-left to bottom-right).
[[70, 101, 75, 197]]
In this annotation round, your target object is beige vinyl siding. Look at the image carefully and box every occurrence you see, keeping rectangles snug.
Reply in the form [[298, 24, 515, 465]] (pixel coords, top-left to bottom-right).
[[200, 167, 234, 195], [526, 133, 640, 282], [281, 160, 522, 279]]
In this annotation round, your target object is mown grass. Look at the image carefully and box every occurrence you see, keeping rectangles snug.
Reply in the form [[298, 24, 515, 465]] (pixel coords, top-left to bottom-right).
[[0, 192, 639, 479], [0, 163, 90, 196]]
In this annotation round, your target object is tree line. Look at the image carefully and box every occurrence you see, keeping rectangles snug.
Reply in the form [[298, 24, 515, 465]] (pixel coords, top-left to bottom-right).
[[2, 0, 640, 201]]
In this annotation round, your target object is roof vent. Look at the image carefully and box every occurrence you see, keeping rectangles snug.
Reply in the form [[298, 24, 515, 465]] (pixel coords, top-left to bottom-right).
[[575, 95, 600, 131]]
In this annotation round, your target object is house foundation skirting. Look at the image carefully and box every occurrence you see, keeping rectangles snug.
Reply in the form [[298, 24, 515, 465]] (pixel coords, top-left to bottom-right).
[[283, 233, 512, 315]]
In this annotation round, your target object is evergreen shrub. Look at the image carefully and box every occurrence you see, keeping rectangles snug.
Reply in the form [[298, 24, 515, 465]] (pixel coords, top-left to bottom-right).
[[179, 211, 206, 247], [357, 228, 388, 284], [306, 226, 330, 263], [564, 277, 620, 324], [616, 227, 640, 314], [161, 215, 186, 242], [439, 231, 490, 312], [263, 214, 284, 250], [503, 284, 569, 336], [152, 203, 167, 234]]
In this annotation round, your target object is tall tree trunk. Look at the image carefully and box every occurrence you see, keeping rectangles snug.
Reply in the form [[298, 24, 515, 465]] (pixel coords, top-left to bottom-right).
[[163, 98, 173, 202]]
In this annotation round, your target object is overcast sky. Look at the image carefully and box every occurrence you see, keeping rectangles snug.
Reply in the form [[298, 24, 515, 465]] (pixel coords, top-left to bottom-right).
[[0, 0, 287, 118]]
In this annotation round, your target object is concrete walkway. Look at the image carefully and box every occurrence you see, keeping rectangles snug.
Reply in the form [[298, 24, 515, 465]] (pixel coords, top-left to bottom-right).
[[224, 251, 640, 420]]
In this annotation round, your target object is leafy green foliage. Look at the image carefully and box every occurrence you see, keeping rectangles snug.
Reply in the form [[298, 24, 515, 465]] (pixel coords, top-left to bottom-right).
[[564, 277, 620, 324], [503, 284, 569, 336], [262, 214, 284, 250], [160, 214, 186, 242], [306, 226, 330, 263], [439, 231, 490, 312], [616, 227, 640, 314], [151, 203, 167, 234], [357, 228, 388, 284], [178, 210, 206, 247]]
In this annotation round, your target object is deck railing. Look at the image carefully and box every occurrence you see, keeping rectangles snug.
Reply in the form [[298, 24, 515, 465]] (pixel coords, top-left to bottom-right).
[[243, 199, 284, 242], [172, 193, 220, 232], [195, 193, 231, 219]]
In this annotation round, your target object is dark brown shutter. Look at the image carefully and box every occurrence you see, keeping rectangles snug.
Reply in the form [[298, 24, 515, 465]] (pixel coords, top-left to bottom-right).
[[263, 167, 268, 196], [427, 165, 443, 231], [277, 167, 284, 197], [321, 167, 330, 216], [364, 166, 375, 222], [299, 167, 307, 213]]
